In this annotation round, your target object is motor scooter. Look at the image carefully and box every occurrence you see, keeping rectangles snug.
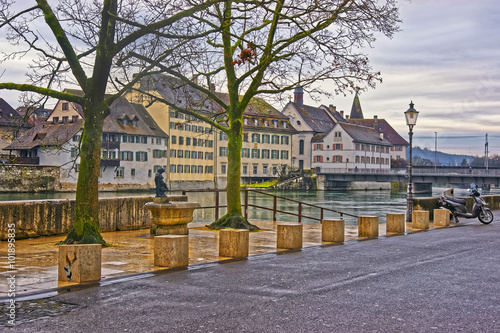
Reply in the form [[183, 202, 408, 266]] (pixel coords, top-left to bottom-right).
[[437, 183, 493, 224]]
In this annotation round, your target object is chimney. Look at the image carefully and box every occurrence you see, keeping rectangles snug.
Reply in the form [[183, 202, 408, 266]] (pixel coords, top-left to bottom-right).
[[340, 110, 344, 118], [346, 115, 349, 120], [293, 87, 304, 108], [329, 105, 336, 112], [374, 115, 378, 130], [209, 83, 216, 92]]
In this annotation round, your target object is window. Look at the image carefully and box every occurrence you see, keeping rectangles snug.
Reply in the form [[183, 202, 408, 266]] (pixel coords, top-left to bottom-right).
[[191, 165, 197, 173], [198, 166, 203, 173], [185, 150, 191, 158], [198, 152, 203, 159], [62, 102, 69, 110], [193, 139, 197, 147], [70, 147, 77, 158], [281, 136, 289, 145], [282, 121, 288, 128], [251, 149, 260, 158], [271, 150, 279, 159], [334, 131, 342, 138], [170, 165, 176, 173], [72, 115, 79, 122], [264, 120, 269, 127], [152, 150, 166, 158], [131, 168, 136, 176], [263, 164, 268, 175], [53, 117, 59, 123], [253, 165, 258, 175], [271, 135, 279, 144], [116, 167, 124, 178], [333, 144, 343, 150], [120, 151, 134, 161], [179, 136, 184, 145], [334, 156, 342, 163], [252, 133, 260, 143], [178, 165, 183, 173], [242, 164, 248, 174], [261, 149, 270, 159], [356, 156, 360, 163], [244, 118, 249, 125], [254, 118, 259, 126], [241, 148, 250, 158], [219, 147, 228, 157], [185, 165, 190, 173], [171, 136, 177, 144], [313, 144, 323, 150], [136, 151, 148, 162], [156, 138, 162, 145], [186, 137, 191, 146], [262, 134, 270, 143], [280, 150, 289, 159], [299, 140, 305, 155], [220, 132, 228, 141], [221, 163, 227, 174], [205, 166, 214, 174], [313, 155, 323, 162], [170, 149, 177, 158], [355, 144, 360, 151], [273, 120, 278, 127], [206, 140, 213, 148]]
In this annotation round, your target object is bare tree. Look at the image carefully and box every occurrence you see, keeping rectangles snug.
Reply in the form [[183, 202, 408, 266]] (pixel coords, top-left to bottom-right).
[[0, 0, 224, 243], [134, 0, 401, 229]]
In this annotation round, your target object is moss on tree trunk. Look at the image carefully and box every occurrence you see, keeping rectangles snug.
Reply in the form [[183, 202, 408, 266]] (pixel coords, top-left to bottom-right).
[[62, 104, 106, 245], [207, 118, 259, 231]]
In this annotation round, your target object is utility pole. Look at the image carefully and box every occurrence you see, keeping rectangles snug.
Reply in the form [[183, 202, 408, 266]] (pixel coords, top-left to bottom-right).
[[485, 133, 489, 171], [434, 132, 437, 171]]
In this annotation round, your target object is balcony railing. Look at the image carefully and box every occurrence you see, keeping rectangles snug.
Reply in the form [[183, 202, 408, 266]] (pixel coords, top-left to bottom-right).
[[5, 156, 40, 165], [100, 159, 120, 167]]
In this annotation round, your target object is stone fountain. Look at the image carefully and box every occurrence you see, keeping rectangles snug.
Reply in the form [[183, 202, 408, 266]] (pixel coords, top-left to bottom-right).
[[145, 196, 200, 235], [145, 168, 200, 235]]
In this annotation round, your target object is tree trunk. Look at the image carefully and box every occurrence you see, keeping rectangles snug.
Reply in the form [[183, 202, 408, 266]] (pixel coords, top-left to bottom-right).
[[207, 119, 258, 230], [63, 104, 106, 244]]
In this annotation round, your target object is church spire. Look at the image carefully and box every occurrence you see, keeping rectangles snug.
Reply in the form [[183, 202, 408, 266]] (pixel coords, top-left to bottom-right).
[[349, 92, 364, 119]]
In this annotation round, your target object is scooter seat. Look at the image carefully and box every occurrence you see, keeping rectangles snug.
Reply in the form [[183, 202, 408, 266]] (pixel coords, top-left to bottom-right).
[[444, 196, 466, 205]]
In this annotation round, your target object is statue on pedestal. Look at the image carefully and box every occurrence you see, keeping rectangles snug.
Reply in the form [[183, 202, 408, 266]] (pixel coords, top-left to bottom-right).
[[154, 168, 168, 197]]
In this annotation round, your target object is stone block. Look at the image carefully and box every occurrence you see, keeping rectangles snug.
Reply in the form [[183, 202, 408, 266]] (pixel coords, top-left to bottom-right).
[[58, 244, 101, 283], [219, 229, 249, 258], [434, 209, 450, 227], [412, 210, 429, 229], [277, 223, 303, 249], [322, 219, 344, 242], [386, 213, 406, 234], [154, 235, 189, 267], [358, 216, 379, 238]]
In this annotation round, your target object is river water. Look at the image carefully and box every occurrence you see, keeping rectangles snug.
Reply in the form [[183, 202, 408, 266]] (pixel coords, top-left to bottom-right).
[[1, 186, 497, 226]]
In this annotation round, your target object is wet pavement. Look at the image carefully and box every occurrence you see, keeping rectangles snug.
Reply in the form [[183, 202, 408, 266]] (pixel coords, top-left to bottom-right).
[[1, 219, 457, 299]]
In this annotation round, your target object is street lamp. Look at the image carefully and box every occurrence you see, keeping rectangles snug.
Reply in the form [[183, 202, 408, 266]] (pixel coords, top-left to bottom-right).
[[405, 101, 419, 222]]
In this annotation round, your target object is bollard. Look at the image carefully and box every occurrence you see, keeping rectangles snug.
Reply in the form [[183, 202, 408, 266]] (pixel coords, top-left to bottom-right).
[[358, 216, 379, 238], [154, 235, 189, 267], [434, 209, 450, 227], [58, 244, 101, 283], [386, 213, 406, 234], [219, 229, 249, 258], [412, 210, 429, 230], [277, 223, 303, 249], [322, 219, 344, 243]]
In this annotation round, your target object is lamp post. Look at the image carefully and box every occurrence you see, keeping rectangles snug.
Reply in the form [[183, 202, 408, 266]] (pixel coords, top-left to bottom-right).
[[405, 101, 419, 222]]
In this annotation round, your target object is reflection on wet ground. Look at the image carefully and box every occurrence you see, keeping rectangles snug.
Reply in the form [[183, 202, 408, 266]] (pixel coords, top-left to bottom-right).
[[0, 219, 428, 298]]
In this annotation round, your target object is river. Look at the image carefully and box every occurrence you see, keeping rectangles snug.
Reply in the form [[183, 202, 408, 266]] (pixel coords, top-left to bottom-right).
[[1, 186, 497, 226]]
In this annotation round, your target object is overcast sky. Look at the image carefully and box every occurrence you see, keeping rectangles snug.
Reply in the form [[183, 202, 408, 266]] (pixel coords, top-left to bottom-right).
[[315, 0, 500, 156], [1, 0, 499, 156]]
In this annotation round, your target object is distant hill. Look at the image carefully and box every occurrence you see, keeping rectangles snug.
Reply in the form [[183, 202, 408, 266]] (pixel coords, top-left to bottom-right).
[[413, 147, 475, 166]]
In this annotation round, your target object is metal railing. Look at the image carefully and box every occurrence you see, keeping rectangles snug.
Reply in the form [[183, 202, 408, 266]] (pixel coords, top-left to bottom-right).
[[181, 188, 358, 223]]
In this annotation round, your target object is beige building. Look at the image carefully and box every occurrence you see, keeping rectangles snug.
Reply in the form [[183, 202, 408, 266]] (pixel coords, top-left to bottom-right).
[[216, 96, 296, 187], [128, 75, 296, 189]]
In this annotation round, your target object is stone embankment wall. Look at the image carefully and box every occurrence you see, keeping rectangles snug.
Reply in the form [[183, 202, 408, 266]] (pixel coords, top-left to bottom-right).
[[0, 165, 60, 192], [0, 196, 155, 240]]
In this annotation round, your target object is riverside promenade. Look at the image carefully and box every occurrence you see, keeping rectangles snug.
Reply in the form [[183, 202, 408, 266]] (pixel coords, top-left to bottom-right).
[[2, 215, 500, 332]]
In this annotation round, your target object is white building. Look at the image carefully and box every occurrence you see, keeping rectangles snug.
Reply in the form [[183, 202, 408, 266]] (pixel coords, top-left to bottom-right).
[[5, 96, 168, 191], [311, 122, 393, 172]]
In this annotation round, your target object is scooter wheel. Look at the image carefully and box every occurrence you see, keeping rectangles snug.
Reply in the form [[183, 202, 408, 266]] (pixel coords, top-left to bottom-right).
[[478, 209, 494, 224]]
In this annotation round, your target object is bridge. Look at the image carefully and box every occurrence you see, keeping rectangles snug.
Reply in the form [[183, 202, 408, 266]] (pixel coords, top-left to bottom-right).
[[316, 167, 500, 192]]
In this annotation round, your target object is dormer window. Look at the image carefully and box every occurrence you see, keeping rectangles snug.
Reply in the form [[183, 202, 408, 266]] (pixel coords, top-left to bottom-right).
[[264, 120, 269, 127], [244, 118, 249, 125], [254, 118, 259, 126], [282, 121, 287, 128], [273, 120, 278, 127]]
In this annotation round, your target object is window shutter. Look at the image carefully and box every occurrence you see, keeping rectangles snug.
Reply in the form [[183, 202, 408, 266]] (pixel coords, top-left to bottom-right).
[[340, 144, 343, 150]]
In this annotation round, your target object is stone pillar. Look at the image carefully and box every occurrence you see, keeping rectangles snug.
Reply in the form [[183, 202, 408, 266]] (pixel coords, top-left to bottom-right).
[[277, 223, 303, 249], [58, 244, 101, 283], [154, 235, 189, 267], [386, 213, 405, 234], [434, 209, 450, 227], [219, 229, 249, 258], [322, 219, 344, 243], [358, 216, 379, 238], [412, 210, 429, 229]]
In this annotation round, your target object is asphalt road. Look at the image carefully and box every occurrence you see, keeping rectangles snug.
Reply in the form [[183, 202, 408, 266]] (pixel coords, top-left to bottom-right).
[[7, 221, 500, 333]]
